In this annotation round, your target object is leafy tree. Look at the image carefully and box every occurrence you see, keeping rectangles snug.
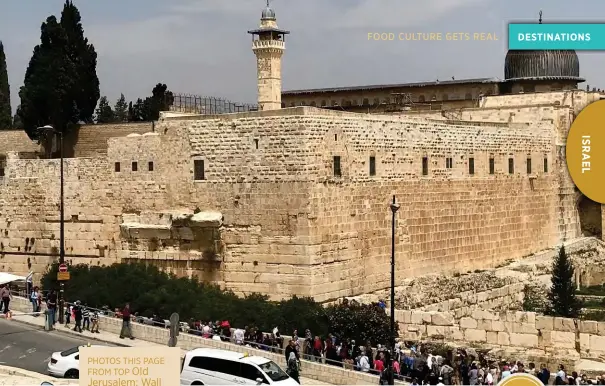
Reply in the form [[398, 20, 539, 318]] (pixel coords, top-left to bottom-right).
[[114, 93, 128, 122], [41, 262, 393, 345], [95, 96, 114, 123], [12, 107, 23, 130], [0, 41, 11, 129], [148, 83, 173, 120], [18, 1, 99, 139], [547, 246, 582, 318]]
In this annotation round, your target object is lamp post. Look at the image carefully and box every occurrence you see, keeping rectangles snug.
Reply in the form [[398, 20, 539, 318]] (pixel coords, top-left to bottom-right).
[[389, 195, 400, 386], [38, 125, 65, 324]]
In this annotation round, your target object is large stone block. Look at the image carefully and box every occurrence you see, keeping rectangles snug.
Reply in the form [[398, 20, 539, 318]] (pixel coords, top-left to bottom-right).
[[490, 320, 506, 332], [487, 331, 498, 345], [579, 320, 598, 335], [497, 332, 510, 346], [535, 316, 554, 331], [512, 323, 538, 335], [553, 317, 576, 332], [464, 329, 487, 342], [411, 312, 432, 325], [597, 322, 605, 336], [431, 313, 455, 326], [459, 317, 478, 329], [509, 333, 539, 348], [589, 335, 605, 354], [550, 331, 576, 349], [472, 310, 499, 321]]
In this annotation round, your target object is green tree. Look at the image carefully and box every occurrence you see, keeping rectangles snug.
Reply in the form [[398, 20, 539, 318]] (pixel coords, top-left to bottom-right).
[[547, 246, 582, 318], [12, 107, 23, 130], [147, 83, 173, 120], [0, 41, 12, 129], [95, 96, 114, 123], [18, 1, 99, 139], [114, 93, 128, 122]]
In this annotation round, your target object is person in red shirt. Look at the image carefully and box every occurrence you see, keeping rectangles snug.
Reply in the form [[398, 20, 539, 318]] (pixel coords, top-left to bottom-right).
[[374, 352, 385, 372], [119, 303, 135, 340]]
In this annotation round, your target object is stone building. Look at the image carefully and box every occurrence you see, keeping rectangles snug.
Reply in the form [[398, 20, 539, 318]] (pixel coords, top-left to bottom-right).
[[0, 3, 602, 302]]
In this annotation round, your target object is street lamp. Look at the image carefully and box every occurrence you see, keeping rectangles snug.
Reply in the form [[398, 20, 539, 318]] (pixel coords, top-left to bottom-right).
[[37, 125, 65, 324], [389, 195, 400, 386]]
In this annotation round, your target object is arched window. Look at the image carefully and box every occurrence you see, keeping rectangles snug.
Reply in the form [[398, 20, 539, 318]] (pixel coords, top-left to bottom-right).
[[352, 99, 358, 106], [344, 100, 352, 107], [363, 98, 369, 105], [301, 101, 307, 106], [310, 101, 316, 107], [321, 100, 327, 106]]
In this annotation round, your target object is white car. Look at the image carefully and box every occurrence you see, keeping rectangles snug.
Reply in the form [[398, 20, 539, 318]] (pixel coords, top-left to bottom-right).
[[47, 344, 106, 378], [181, 348, 298, 385]]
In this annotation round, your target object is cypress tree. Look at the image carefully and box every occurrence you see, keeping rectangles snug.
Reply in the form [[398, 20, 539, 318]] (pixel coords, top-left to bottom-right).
[[0, 41, 11, 129], [18, 1, 99, 139], [114, 94, 128, 122], [95, 96, 114, 123], [547, 246, 582, 318]]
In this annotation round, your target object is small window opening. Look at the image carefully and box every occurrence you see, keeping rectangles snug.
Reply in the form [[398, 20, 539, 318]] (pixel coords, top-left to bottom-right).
[[527, 157, 532, 174], [0, 167, 4, 177], [148, 161, 154, 171], [469, 157, 475, 175], [254, 139, 259, 149], [194, 159, 205, 181], [334, 134, 337, 141], [422, 157, 428, 176], [446, 157, 453, 169], [132, 162, 138, 172], [508, 158, 514, 174], [333, 156, 341, 177], [489, 158, 495, 175], [544, 157, 548, 173], [369, 156, 376, 176], [114, 162, 120, 172]]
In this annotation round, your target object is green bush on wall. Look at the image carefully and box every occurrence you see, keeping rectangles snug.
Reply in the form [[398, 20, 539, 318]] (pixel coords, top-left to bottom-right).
[[42, 262, 397, 345]]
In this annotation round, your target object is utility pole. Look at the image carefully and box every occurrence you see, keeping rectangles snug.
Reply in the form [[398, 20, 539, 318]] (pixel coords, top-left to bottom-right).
[[389, 195, 400, 385]]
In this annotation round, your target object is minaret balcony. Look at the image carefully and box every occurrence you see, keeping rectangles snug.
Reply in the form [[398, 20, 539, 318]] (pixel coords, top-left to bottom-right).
[[252, 39, 285, 50]]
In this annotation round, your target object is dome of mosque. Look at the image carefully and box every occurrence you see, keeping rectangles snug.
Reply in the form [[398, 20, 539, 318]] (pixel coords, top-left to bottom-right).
[[504, 50, 582, 81], [261, 5, 276, 20]]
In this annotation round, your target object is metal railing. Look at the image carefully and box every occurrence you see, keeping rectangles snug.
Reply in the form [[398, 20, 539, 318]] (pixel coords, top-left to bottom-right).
[[14, 292, 409, 381], [169, 94, 258, 115]]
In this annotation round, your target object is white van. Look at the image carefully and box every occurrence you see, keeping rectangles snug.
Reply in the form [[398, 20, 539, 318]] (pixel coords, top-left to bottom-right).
[[180, 348, 299, 386]]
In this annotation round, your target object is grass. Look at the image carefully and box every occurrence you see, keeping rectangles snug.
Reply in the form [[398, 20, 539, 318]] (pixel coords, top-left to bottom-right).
[[577, 284, 605, 296], [581, 310, 605, 322], [581, 298, 605, 309]]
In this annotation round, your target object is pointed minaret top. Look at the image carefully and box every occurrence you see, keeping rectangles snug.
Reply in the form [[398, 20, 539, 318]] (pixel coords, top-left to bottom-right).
[[539, 10, 543, 24]]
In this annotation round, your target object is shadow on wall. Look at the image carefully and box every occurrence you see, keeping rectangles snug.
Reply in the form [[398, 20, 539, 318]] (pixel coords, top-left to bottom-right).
[[577, 195, 603, 238]]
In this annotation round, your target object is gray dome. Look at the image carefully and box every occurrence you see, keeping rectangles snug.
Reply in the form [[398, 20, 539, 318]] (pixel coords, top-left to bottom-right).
[[261, 6, 276, 20], [504, 50, 582, 81]]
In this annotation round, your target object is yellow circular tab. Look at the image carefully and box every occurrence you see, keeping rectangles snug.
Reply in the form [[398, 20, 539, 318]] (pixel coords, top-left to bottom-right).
[[497, 373, 543, 386], [567, 100, 605, 203]]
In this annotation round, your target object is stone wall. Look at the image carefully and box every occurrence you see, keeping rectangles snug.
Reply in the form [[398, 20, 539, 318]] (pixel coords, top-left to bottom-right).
[[0, 96, 596, 301], [396, 308, 605, 361]]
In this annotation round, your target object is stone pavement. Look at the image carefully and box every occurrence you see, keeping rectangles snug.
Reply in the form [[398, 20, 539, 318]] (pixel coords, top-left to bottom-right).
[[7, 311, 333, 385]]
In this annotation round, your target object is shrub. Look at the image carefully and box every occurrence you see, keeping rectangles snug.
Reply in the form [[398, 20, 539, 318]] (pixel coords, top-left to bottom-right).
[[42, 262, 391, 344]]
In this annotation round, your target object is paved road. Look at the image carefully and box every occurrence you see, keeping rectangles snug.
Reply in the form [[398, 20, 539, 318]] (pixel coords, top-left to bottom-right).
[[0, 318, 116, 375]]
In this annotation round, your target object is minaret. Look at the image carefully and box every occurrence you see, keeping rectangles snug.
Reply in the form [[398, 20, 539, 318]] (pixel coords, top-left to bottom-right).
[[248, 1, 289, 111]]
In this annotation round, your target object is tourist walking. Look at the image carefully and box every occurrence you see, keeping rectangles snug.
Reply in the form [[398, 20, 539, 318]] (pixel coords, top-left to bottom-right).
[[286, 352, 300, 384], [46, 289, 57, 327], [119, 303, 135, 339], [82, 306, 90, 330], [90, 309, 100, 333], [73, 301, 83, 333], [0, 284, 11, 314]]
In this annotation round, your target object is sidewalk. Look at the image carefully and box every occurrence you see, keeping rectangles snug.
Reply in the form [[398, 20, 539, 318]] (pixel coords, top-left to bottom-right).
[[9, 310, 332, 385]]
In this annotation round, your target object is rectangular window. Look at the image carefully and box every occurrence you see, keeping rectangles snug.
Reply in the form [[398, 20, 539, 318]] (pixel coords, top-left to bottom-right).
[[422, 157, 428, 176], [527, 157, 532, 174], [194, 159, 205, 180], [132, 162, 138, 172], [544, 157, 548, 173], [369, 156, 376, 176], [489, 158, 495, 175], [114, 162, 120, 172], [254, 139, 259, 149], [446, 157, 453, 169], [333, 156, 341, 177], [468, 158, 475, 175], [148, 161, 154, 171], [508, 158, 514, 174], [0, 167, 4, 177]]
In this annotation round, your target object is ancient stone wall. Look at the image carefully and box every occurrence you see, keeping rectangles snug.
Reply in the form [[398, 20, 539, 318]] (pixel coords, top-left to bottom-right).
[[396, 309, 605, 362], [73, 122, 153, 157], [0, 98, 594, 301]]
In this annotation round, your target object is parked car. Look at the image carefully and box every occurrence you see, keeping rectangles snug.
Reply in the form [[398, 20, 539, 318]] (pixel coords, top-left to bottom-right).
[[47, 344, 106, 378], [181, 348, 297, 385]]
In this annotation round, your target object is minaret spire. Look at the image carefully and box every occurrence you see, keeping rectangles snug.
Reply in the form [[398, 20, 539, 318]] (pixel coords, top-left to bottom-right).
[[539, 10, 543, 24]]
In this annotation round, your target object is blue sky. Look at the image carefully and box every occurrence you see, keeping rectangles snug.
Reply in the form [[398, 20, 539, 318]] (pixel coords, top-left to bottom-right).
[[1, 0, 604, 111]]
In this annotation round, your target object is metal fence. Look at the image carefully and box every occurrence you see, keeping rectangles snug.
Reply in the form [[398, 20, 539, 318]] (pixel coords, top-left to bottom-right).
[[169, 94, 258, 115]]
